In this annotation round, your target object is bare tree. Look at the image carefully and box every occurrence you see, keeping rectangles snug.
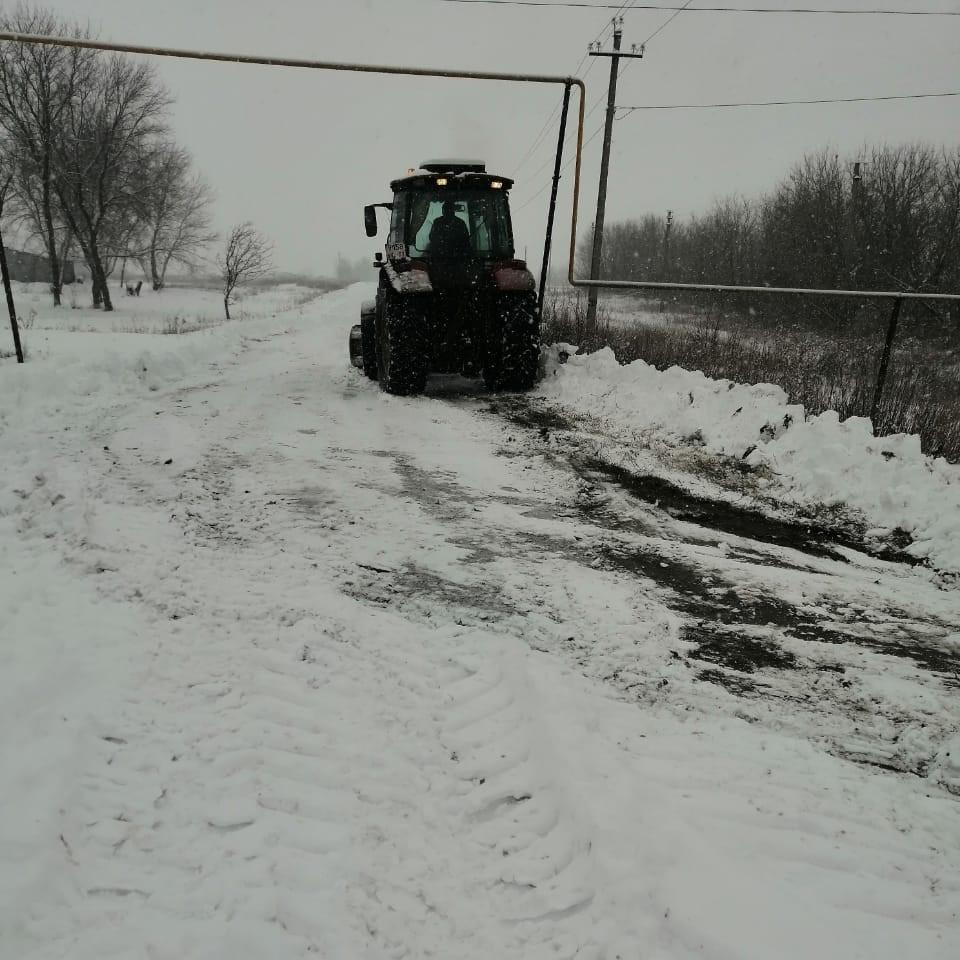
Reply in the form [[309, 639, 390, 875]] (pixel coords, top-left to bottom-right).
[[927, 147, 960, 292], [52, 53, 170, 310], [0, 9, 219, 308], [588, 141, 960, 334], [104, 199, 147, 288], [0, 5, 95, 305], [218, 222, 271, 319], [136, 142, 215, 290]]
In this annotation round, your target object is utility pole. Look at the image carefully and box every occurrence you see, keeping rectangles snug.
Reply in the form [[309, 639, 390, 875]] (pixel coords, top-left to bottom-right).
[[662, 209, 673, 278], [851, 161, 863, 202], [585, 19, 643, 325], [850, 160, 868, 286]]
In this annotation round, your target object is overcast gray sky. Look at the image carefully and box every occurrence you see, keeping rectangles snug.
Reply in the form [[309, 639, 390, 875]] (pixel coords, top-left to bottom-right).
[[28, 0, 960, 277]]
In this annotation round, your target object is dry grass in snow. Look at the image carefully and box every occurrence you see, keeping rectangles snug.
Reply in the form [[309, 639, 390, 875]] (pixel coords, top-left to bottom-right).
[[542, 290, 960, 461]]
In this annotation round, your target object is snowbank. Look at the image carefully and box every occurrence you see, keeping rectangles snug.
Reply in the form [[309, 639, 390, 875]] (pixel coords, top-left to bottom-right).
[[0, 283, 319, 428], [0, 283, 328, 560], [537, 347, 960, 574]]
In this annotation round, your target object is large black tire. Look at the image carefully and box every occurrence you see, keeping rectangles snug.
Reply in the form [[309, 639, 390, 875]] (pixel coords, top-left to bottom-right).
[[377, 294, 428, 396], [360, 308, 378, 380], [483, 293, 540, 391]]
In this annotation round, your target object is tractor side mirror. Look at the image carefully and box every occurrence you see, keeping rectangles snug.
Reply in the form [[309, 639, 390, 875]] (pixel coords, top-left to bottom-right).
[[364, 205, 378, 237]]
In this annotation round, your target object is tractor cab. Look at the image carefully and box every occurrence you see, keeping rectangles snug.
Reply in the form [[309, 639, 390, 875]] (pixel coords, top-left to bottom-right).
[[365, 160, 516, 275], [354, 159, 539, 396]]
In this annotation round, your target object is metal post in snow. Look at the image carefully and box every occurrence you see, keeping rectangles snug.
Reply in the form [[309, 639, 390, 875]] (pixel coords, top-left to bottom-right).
[[0, 218, 24, 364], [870, 296, 903, 433], [538, 81, 572, 321]]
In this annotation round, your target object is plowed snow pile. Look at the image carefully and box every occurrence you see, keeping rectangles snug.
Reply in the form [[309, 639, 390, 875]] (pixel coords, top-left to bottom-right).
[[538, 345, 960, 573]]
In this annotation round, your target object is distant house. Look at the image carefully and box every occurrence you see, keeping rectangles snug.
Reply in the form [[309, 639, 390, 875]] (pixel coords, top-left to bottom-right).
[[6, 248, 76, 284]]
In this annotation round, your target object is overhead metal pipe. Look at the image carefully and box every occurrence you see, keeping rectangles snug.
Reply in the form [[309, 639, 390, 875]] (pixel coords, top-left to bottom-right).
[[562, 278, 960, 302], [0, 31, 580, 85], [0, 30, 956, 304]]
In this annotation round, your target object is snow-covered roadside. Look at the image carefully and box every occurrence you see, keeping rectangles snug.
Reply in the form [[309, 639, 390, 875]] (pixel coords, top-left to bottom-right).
[[537, 346, 960, 574], [0, 519, 147, 938], [0, 286, 325, 953]]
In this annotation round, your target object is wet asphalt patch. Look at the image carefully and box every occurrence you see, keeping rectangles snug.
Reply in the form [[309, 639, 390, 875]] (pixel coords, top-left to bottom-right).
[[320, 392, 960, 764], [485, 396, 960, 691], [492, 395, 920, 568], [284, 386, 959, 788], [596, 516, 960, 690], [583, 458, 848, 562], [683, 623, 800, 673]]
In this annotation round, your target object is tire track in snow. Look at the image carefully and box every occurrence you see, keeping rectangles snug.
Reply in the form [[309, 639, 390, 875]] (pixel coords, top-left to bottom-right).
[[16, 290, 957, 955], [28, 363, 617, 957], [442, 645, 606, 957]]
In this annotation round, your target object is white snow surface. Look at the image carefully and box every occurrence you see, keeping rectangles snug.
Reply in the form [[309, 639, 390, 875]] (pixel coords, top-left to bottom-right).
[[537, 345, 960, 574], [1, 283, 958, 958]]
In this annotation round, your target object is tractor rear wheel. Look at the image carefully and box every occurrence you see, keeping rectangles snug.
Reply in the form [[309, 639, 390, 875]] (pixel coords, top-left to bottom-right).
[[378, 294, 427, 396], [483, 293, 539, 391], [361, 307, 378, 380]]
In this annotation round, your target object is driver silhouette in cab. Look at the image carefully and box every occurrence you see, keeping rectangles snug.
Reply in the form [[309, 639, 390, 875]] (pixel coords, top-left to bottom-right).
[[428, 200, 472, 258]]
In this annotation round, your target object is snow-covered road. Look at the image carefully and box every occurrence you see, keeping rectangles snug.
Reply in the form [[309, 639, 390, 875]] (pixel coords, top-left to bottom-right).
[[3, 283, 959, 959]]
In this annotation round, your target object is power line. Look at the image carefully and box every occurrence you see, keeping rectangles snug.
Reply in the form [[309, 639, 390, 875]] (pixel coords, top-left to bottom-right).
[[617, 89, 960, 111], [514, 119, 607, 211], [433, 1, 960, 14], [512, 1, 629, 172], [517, 87, 960, 210], [513, 39, 605, 170], [518, 4, 647, 211], [515, 0, 952, 180], [516, 0, 665, 179], [517, 0, 691, 209], [640, 0, 694, 45], [521, 74, 615, 183]]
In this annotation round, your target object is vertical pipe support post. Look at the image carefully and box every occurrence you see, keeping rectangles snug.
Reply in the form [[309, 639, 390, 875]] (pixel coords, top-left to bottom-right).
[[870, 296, 903, 432], [538, 81, 572, 321]]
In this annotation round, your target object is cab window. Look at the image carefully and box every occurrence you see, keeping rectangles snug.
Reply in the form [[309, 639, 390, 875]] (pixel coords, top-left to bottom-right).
[[388, 193, 407, 247], [403, 189, 514, 259], [410, 201, 469, 256]]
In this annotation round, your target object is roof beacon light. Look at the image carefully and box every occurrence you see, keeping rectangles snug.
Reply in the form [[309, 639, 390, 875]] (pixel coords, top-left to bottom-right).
[[436, 177, 448, 186], [491, 180, 503, 189]]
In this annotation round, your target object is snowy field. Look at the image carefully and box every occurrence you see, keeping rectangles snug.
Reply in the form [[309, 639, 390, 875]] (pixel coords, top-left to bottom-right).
[[2, 283, 959, 959], [8, 280, 319, 337]]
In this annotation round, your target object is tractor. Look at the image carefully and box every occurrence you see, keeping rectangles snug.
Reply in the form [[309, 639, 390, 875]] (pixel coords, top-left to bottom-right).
[[349, 160, 539, 395]]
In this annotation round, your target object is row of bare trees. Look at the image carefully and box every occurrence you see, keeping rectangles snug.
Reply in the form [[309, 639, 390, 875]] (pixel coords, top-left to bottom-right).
[[0, 5, 214, 310], [583, 143, 960, 325]]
